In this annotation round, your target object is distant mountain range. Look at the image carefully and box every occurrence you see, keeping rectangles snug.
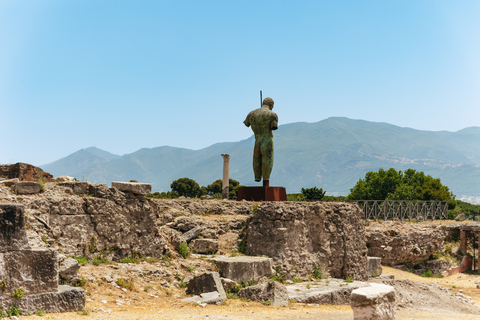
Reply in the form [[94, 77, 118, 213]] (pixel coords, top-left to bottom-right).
[[41, 117, 480, 199]]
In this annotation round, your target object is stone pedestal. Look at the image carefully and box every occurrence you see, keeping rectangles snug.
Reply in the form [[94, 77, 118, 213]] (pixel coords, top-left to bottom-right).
[[237, 186, 287, 201], [351, 283, 396, 320]]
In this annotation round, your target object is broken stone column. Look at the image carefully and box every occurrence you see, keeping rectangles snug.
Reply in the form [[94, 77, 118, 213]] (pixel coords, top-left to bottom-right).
[[460, 230, 467, 256], [351, 283, 396, 320], [367, 257, 383, 277], [0, 203, 85, 314], [221, 154, 230, 200]]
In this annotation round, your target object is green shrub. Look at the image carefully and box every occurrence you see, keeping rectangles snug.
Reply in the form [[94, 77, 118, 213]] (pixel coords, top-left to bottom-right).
[[312, 266, 323, 279], [262, 300, 271, 306], [301, 187, 326, 200], [119, 257, 137, 264], [8, 305, 21, 317], [92, 257, 109, 266], [11, 288, 24, 298], [116, 278, 134, 291], [178, 242, 190, 259], [421, 269, 433, 277], [292, 278, 302, 283], [0, 280, 6, 292], [73, 279, 87, 287], [251, 204, 259, 215], [344, 276, 354, 283], [35, 310, 45, 316], [74, 256, 88, 266]]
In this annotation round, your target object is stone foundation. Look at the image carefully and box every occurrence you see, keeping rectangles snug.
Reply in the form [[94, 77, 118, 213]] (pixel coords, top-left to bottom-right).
[[243, 202, 368, 280]]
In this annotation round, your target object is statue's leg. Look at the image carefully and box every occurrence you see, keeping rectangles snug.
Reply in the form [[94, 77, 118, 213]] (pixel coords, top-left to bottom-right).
[[253, 142, 262, 182], [261, 138, 274, 181]]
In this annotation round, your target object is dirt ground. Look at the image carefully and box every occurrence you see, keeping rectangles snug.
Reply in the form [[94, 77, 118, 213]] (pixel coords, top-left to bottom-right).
[[9, 262, 480, 320]]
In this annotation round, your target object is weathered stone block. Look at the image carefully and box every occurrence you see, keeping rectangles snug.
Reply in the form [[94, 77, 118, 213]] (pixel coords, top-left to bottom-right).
[[287, 279, 370, 305], [5, 181, 42, 194], [238, 277, 288, 306], [181, 291, 224, 305], [368, 257, 383, 277], [0, 204, 28, 251], [209, 256, 274, 283], [192, 239, 218, 254], [0, 285, 85, 313], [351, 283, 396, 320], [59, 257, 80, 282], [58, 182, 90, 195], [186, 272, 226, 299], [111, 181, 151, 195], [0, 249, 58, 296]]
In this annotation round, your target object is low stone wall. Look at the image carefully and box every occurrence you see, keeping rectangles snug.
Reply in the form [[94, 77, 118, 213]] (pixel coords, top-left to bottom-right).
[[243, 202, 368, 280], [365, 221, 448, 266], [0, 183, 254, 260]]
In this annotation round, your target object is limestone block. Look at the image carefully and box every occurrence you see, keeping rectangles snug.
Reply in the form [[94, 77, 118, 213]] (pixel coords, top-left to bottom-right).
[[238, 277, 288, 306], [0, 204, 28, 251], [186, 272, 226, 300], [221, 277, 237, 292], [173, 226, 203, 249], [59, 257, 80, 281], [351, 283, 396, 320], [209, 256, 274, 283], [111, 181, 151, 195], [287, 279, 370, 305], [4, 181, 42, 194], [0, 285, 85, 313], [58, 182, 90, 195], [192, 239, 218, 254], [0, 249, 58, 296], [368, 257, 383, 277], [181, 291, 224, 305]]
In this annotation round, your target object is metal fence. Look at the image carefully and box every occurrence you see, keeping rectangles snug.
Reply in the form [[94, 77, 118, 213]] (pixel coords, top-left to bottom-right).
[[355, 200, 448, 221]]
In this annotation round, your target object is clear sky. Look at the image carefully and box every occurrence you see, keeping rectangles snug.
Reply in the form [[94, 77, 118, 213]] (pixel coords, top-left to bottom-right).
[[1, 1, 479, 166]]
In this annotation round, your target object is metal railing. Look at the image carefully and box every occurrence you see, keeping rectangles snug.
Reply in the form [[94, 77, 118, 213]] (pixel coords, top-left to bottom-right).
[[355, 200, 448, 221]]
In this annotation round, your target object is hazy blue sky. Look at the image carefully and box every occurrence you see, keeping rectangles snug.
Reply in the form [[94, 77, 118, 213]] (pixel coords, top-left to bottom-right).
[[1, 1, 479, 166]]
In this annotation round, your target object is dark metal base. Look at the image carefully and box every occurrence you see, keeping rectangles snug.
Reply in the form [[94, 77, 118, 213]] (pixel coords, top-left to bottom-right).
[[236, 186, 287, 202]]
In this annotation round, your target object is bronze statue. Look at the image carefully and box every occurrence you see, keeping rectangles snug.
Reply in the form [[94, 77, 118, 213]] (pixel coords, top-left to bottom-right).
[[243, 97, 278, 185]]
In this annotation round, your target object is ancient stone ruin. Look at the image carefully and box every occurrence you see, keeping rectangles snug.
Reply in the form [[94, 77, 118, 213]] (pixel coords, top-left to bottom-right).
[[243, 202, 368, 280], [0, 203, 85, 314]]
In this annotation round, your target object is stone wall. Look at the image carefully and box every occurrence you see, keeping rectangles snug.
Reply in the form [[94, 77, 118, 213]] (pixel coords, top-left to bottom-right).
[[0, 183, 253, 260], [365, 221, 449, 266], [243, 202, 368, 280]]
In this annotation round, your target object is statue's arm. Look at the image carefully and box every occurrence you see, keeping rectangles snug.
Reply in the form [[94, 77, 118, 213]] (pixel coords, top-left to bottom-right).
[[271, 113, 278, 130], [243, 112, 251, 127]]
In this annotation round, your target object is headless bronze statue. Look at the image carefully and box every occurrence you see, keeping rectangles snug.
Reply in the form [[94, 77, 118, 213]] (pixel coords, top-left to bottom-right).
[[243, 97, 278, 186]]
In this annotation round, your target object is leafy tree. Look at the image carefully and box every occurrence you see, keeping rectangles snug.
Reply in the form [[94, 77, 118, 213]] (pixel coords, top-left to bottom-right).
[[301, 186, 326, 200], [170, 178, 201, 198], [347, 168, 455, 207], [206, 179, 243, 200]]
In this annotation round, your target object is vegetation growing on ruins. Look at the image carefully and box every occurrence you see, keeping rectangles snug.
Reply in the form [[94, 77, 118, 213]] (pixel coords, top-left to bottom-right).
[[11, 288, 24, 298], [178, 242, 191, 259]]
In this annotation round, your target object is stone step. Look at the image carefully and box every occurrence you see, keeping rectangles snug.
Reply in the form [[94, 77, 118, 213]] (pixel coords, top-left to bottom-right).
[[208, 256, 274, 283]]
